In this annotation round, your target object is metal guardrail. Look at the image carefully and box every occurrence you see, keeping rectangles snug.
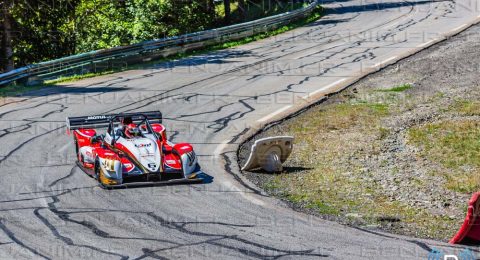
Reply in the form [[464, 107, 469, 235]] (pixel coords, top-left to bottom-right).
[[0, 1, 318, 86]]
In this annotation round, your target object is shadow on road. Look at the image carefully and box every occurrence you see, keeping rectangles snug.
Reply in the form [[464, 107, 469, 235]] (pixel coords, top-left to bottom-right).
[[2, 48, 255, 99], [326, 0, 444, 15]]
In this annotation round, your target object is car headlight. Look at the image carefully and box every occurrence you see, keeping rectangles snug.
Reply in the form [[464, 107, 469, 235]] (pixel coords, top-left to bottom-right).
[[102, 158, 116, 172]]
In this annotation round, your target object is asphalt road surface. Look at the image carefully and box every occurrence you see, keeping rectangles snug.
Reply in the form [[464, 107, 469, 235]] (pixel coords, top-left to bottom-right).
[[1, 0, 480, 259]]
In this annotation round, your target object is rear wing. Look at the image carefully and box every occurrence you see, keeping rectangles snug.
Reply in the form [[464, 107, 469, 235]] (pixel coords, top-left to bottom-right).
[[66, 111, 162, 131]]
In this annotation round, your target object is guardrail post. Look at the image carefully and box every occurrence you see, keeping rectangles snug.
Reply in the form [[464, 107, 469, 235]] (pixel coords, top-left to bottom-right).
[[25, 76, 44, 86]]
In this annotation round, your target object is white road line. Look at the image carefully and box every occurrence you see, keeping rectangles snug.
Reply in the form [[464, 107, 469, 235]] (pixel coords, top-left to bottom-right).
[[303, 78, 347, 99], [452, 23, 469, 32], [417, 40, 435, 48], [257, 105, 292, 123], [374, 56, 397, 67], [214, 140, 230, 156], [223, 180, 265, 206]]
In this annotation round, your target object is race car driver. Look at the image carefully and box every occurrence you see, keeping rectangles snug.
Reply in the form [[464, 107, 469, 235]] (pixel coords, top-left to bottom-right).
[[114, 116, 133, 138], [124, 123, 142, 138]]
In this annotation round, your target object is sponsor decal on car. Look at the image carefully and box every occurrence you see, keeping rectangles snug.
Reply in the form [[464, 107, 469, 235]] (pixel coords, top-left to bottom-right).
[[135, 143, 152, 148], [148, 163, 156, 169], [87, 115, 107, 120]]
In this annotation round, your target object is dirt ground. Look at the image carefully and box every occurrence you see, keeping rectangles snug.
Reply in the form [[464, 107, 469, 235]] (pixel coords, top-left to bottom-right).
[[238, 24, 480, 241]]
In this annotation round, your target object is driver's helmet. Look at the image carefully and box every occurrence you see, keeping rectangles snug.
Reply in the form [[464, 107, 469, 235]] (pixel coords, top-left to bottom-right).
[[121, 116, 133, 126], [125, 123, 141, 138]]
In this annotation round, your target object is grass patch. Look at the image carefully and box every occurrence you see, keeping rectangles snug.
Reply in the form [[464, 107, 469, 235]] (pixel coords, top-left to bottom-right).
[[306, 200, 340, 215], [449, 100, 480, 116], [290, 102, 389, 134], [0, 5, 323, 97], [262, 100, 397, 223], [252, 86, 471, 240], [378, 83, 412, 92], [44, 71, 115, 85], [408, 120, 480, 193]]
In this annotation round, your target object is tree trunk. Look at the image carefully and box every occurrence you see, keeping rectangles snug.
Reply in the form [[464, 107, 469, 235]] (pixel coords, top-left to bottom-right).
[[1, 0, 14, 71], [223, 0, 230, 24], [206, 0, 215, 17]]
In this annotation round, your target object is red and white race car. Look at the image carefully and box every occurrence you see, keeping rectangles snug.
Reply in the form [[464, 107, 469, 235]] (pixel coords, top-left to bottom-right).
[[66, 111, 202, 188]]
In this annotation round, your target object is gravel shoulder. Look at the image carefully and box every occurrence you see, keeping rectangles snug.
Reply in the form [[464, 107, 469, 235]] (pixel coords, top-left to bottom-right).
[[238, 24, 480, 242]]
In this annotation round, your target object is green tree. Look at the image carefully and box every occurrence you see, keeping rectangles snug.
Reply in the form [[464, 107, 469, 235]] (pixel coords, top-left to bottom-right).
[[0, 0, 295, 71], [74, 0, 132, 52], [10, 0, 78, 67], [1, 0, 14, 71]]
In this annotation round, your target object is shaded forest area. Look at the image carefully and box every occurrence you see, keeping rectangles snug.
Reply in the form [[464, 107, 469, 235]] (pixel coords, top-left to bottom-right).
[[0, 0, 306, 72]]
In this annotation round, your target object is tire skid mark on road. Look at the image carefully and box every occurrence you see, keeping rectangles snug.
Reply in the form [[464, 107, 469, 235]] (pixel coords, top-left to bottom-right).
[[21, 187, 327, 259], [246, 5, 419, 79], [0, 96, 65, 120], [0, 123, 32, 138], [41, 193, 180, 258], [0, 126, 63, 165], [89, 2, 415, 120], [33, 208, 130, 259], [228, 128, 250, 144], [48, 166, 77, 188], [0, 0, 469, 257], [221, 152, 266, 197], [0, 217, 52, 259], [0, 0, 445, 124], [145, 211, 330, 259], [44, 1, 423, 139], [251, 0, 455, 80]]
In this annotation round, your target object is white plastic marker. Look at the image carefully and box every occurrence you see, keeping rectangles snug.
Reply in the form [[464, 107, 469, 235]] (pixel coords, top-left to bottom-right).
[[303, 78, 347, 99], [257, 105, 292, 123], [374, 56, 397, 67]]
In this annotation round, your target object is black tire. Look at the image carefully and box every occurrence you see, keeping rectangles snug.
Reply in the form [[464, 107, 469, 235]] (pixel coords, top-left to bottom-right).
[[94, 158, 100, 181], [74, 137, 80, 162]]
